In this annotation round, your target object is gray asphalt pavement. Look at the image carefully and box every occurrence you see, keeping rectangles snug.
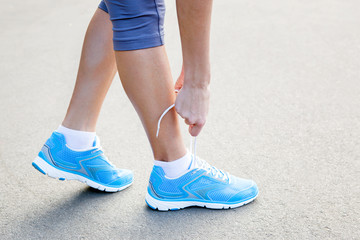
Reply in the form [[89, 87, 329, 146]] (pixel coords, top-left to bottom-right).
[[1, 0, 359, 239]]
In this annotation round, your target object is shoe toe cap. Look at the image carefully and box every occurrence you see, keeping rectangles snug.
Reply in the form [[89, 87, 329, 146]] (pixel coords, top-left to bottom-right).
[[227, 178, 259, 203], [112, 169, 134, 186], [97, 169, 134, 187]]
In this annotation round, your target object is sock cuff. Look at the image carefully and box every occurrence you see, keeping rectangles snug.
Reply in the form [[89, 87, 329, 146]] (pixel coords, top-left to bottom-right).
[[56, 125, 95, 134], [56, 125, 96, 150]]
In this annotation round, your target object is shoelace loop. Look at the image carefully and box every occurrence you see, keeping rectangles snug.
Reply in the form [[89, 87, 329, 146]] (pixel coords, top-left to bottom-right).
[[196, 157, 229, 181]]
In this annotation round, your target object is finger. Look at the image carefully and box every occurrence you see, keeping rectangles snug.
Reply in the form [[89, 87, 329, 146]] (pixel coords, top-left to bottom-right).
[[174, 105, 184, 119], [185, 119, 192, 125], [189, 124, 203, 137], [174, 80, 183, 91]]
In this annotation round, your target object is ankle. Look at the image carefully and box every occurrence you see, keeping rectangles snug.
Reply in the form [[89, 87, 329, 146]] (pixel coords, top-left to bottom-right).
[[62, 119, 96, 132], [153, 146, 187, 162]]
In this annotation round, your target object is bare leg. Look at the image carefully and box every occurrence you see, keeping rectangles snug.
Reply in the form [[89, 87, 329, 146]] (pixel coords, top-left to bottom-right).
[[60, 9, 186, 161], [62, 9, 116, 132], [115, 47, 187, 161]]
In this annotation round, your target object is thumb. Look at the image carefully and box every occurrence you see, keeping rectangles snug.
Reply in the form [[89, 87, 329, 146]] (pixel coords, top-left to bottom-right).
[[189, 124, 203, 137], [174, 66, 185, 91], [174, 78, 183, 92]]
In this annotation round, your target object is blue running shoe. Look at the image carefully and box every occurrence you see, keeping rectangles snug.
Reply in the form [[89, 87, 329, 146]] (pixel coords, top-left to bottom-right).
[[145, 156, 258, 211], [32, 132, 133, 192]]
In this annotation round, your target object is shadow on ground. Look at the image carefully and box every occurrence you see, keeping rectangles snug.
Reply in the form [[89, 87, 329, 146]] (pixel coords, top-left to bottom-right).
[[8, 187, 258, 239]]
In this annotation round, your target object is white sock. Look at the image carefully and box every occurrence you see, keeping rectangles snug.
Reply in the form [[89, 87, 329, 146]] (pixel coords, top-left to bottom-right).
[[154, 152, 193, 178], [56, 125, 96, 150]]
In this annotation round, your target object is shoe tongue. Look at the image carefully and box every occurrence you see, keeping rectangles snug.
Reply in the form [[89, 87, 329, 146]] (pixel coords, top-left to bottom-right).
[[192, 156, 201, 169], [92, 136, 100, 148]]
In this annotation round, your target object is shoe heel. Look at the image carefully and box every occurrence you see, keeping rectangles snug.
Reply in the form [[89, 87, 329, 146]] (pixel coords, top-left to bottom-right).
[[145, 192, 184, 211], [32, 161, 46, 175], [32, 156, 66, 179], [145, 192, 168, 211]]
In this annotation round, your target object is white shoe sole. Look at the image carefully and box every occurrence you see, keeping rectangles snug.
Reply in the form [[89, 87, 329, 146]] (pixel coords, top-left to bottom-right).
[[32, 156, 133, 192], [145, 191, 258, 211]]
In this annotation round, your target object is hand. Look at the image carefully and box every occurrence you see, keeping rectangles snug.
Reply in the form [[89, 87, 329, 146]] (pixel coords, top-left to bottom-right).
[[174, 70, 210, 137]]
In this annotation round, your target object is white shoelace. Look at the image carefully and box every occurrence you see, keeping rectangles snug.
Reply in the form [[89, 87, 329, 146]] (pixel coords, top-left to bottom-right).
[[156, 104, 229, 181]]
